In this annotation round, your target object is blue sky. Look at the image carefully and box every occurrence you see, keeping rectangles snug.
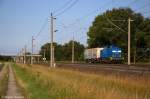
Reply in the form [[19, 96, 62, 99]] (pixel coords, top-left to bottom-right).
[[0, 0, 150, 55]]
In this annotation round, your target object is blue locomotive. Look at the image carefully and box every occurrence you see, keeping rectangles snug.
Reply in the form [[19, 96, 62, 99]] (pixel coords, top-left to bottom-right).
[[100, 46, 123, 63], [84, 45, 123, 63]]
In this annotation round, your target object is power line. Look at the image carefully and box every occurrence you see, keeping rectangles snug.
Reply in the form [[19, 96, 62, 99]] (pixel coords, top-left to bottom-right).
[[53, 0, 75, 14], [24, 0, 71, 47], [60, 0, 113, 29], [35, 0, 75, 39], [54, 0, 79, 17], [134, 2, 150, 12], [63, 9, 99, 29], [35, 18, 48, 39], [127, 0, 139, 7], [139, 9, 150, 15], [55, 0, 113, 43], [104, 13, 126, 33], [55, 0, 114, 45], [34, 0, 77, 41]]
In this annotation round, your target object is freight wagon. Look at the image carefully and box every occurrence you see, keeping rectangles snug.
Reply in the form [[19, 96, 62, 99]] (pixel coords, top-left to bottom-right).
[[84, 48, 104, 63], [84, 46, 123, 63]]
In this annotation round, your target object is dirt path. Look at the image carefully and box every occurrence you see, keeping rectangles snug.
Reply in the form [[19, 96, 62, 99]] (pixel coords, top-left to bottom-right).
[[4, 64, 24, 99]]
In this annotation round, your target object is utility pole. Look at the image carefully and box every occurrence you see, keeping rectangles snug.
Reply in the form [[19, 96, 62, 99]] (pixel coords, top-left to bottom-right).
[[49, 13, 57, 68], [128, 17, 133, 65], [22, 48, 24, 63], [128, 18, 131, 65], [43, 49, 46, 62], [107, 18, 133, 65], [53, 46, 55, 67], [50, 13, 54, 68], [31, 36, 34, 65], [134, 35, 136, 64], [72, 33, 74, 63], [134, 48, 136, 64], [19, 51, 21, 63], [24, 45, 26, 64]]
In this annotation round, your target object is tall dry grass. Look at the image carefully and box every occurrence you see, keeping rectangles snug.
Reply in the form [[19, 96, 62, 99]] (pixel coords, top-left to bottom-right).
[[16, 63, 150, 99]]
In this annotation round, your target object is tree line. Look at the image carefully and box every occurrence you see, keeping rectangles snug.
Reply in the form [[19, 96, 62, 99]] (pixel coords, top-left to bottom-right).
[[39, 41, 84, 61], [0, 55, 12, 61]]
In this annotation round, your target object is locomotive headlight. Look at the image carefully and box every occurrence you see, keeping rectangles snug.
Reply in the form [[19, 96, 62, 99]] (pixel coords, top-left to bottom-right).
[[118, 50, 121, 52], [112, 50, 121, 53], [112, 50, 117, 52]]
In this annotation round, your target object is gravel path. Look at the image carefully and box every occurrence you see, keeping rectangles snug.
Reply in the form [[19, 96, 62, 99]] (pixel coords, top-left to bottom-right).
[[4, 64, 24, 99]]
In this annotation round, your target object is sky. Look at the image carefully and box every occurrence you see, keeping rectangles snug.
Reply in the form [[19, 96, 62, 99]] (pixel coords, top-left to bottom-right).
[[0, 0, 150, 55]]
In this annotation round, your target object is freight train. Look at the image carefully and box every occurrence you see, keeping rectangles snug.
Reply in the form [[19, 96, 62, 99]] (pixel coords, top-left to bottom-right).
[[84, 46, 123, 63]]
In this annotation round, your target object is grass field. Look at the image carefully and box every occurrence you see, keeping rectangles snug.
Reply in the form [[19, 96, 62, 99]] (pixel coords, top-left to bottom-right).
[[13, 63, 150, 99]]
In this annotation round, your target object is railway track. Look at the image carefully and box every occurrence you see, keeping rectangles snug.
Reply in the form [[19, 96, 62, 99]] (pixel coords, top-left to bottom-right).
[[56, 63, 150, 75], [36, 62, 150, 75]]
